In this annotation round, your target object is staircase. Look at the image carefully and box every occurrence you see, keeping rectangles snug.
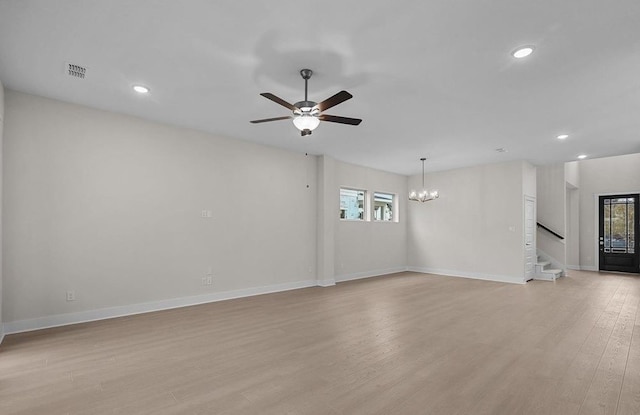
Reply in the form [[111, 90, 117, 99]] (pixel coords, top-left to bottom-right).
[[534, 253, 564, 281]]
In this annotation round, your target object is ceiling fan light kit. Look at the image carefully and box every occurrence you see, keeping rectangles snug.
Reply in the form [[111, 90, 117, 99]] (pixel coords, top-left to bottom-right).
[[250, 69, 362, 136], [409, 157, 439, 203], [292, 113, 320, 132]]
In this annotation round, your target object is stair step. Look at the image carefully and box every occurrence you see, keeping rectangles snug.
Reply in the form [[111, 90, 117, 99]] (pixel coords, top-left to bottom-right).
[[536, 261, 551, 267], [533, 274, 556, 281], [534, 268, 563, 282]]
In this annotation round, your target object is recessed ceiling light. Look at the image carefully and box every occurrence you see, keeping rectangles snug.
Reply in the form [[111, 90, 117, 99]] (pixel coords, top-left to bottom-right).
[[577, 154, 587, 159], [512, 46, 534, 59], [557, 134, 569, 140], [133, 85, 150, 94]]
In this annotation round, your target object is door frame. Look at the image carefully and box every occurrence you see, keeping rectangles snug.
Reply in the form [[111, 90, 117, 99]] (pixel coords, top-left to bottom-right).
[[593, 191, 640, 272], [524, 195, 536, 282]]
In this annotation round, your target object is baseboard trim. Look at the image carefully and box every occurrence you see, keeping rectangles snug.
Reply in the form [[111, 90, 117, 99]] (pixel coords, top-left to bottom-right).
[[0, 325, 5, 346], [566, 265, 581, 271], [579, 265, 598, 272], [407, 266, 526, 285], [3, 279, 317, 335], [335, 266, 409, 283], [317, 278, 336, 287]]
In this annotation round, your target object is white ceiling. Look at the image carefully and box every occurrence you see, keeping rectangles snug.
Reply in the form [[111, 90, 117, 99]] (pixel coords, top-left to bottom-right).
[[1, 0, 639, 175]]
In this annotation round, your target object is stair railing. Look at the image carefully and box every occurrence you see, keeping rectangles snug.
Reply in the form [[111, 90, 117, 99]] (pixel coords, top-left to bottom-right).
[[536, 222, 565, 240]]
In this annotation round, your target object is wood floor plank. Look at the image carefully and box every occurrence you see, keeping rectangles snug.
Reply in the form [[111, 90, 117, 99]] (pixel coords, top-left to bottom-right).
[[1, 270, 640, 414], [616, 285, 640, 415], [579, 282, 639, 415]]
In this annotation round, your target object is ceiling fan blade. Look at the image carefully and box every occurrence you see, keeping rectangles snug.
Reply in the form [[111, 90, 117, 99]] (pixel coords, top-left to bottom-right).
[[250, 116, 292, 124], [260, 93, 298, 111], [317, 90, 353, 112], [319, 114, 362, 126]]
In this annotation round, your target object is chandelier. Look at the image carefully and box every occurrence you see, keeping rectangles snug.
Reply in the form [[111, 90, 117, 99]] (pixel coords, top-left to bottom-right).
[[409, 157, 439, 202]]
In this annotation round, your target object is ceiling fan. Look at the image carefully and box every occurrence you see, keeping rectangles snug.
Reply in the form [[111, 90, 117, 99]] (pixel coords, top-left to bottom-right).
[[250, 69, 362, 136]]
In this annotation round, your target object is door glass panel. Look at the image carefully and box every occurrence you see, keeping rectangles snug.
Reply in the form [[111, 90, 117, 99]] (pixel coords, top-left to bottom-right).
[[629, 200, 635, 253], [603, 197, 635, 253], [604, 204, 611, 248], [611, 201, 628, 251]]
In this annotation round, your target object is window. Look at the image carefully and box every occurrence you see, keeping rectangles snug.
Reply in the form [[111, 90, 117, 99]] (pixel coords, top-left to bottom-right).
[[340, 188, 366, 220], [373, 192, 395, 221]]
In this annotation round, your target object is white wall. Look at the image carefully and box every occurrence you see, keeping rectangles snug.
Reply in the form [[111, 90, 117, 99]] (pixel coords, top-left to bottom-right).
[[316, 155, 337, 286], [536, 164, 565, 234], [522, 161, 537, 198], [536, 163, 566, 266], [3, 91, 319, 330], [578, 153, 640, 270], [565, 161, 580, 269], [407, 161, 529, 284], [566, 186, 580, 268], [565, 161, 579, 188], [0, 80, 4, 342], [333, 160, 407, 281], [1, 89, 547, 334]]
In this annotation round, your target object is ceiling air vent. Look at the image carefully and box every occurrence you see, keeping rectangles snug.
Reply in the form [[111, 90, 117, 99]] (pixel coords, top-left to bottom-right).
[[66, 63, 87, 79]]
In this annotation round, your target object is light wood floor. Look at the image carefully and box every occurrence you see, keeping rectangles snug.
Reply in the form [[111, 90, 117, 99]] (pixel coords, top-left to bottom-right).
[[1, 270, 639, 414]]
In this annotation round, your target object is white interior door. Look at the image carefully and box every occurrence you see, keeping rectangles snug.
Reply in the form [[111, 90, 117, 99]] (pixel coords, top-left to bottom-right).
[[525, 197, 536, 281]]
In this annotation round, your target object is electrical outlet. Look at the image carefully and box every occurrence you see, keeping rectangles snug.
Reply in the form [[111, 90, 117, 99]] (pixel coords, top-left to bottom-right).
[[66, 290, 75, 301], [201, 276, 212, 286], [201, 210, 212, 218]]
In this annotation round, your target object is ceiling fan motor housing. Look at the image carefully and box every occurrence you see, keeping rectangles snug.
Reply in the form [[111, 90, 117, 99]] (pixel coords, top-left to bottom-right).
[[293, 101, 319, 115]]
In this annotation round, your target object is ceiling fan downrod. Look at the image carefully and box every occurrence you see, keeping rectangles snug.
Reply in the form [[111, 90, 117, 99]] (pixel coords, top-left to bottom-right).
[[300, 69, 312, 102]]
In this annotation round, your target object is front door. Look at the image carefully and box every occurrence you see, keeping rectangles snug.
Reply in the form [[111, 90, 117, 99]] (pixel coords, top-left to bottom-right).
[[599, 194, 639, 273]]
